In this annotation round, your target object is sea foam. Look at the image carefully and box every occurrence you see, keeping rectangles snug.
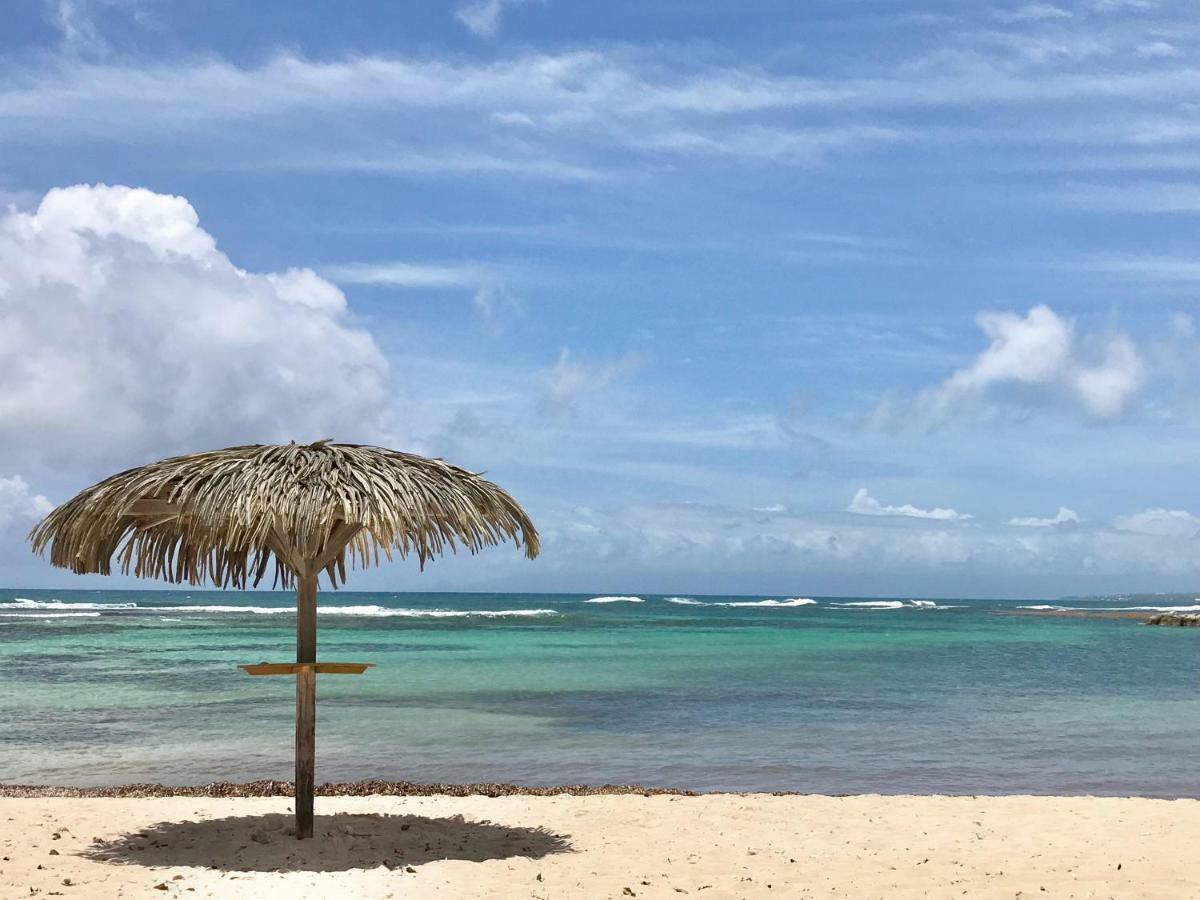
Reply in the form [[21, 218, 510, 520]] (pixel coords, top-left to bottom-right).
[[830, 600, 949, 610], [152, 604, 558, 618], [583, 596, 644, 603], [718, 598, 816, 608], [1, 599, 557, 619], [1018, 603, 1200, 613], [2, 598, 138, 610], [1109, 604, 1200, 612], [665, 597, 815, 608]]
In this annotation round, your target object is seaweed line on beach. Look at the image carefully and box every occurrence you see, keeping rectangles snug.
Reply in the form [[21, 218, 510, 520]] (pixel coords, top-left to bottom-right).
[[0, 779, 699, 799]]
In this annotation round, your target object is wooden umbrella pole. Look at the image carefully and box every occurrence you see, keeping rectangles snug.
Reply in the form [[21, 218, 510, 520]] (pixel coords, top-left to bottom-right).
[[295, 572, 317, 840]]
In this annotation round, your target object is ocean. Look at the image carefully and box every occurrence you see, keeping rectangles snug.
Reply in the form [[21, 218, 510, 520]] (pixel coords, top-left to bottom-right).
[[2, 588, 1198, 796]]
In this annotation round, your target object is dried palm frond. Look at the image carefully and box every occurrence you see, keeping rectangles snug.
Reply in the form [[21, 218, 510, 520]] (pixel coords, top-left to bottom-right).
[[29, 441, 538, 589]]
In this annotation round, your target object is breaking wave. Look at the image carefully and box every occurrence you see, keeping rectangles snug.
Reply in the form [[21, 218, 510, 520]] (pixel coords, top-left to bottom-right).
[[152, 605, 559, 618], [665, 597, 815, 608], [0, 599, 557, 619], [2, 598, 137, 611], [1019, 603, 1200, 613], [1109, 604, 1200, 612], [831, 600, 954, 610], [583, 596, 644, 603], [719, 598, 816, 608]]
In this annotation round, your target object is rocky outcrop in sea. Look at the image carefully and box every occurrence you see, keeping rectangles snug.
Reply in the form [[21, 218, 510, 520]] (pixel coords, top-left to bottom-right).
[[1145, 613, 1200, 627]]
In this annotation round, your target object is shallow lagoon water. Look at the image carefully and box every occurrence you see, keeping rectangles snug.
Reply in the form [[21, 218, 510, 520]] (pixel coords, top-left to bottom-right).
[[2, 589, 1198, 795]]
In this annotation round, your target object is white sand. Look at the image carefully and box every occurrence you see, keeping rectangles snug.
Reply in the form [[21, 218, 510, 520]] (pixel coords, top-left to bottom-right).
[[2, 793, 1198, 898]]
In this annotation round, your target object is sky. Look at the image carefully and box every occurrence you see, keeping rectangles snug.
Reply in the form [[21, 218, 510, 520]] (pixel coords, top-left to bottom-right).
[[1, 0, 1200, 599]]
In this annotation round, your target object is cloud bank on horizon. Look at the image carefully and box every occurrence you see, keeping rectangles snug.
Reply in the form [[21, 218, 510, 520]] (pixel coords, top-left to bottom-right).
[[1, 0, 1200, 597]]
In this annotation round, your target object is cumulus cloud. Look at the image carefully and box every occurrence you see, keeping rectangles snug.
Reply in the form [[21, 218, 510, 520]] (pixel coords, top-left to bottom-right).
[[872, 306, 1145, 428], [0, 475, 53, 579], [0, 475, 53, 529], [1112, 508, 1200, 537], [1009, 506, 1080, 527], [847, 488, 973, 520], [455, 0, 539, 37], [0, 184, 393, 468], [507, 499, 1200, 596]]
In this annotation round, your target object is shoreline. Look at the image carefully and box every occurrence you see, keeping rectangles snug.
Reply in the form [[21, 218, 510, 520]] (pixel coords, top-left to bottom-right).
[[4, 779, 1198, 800], [0, 780, 697, 799]]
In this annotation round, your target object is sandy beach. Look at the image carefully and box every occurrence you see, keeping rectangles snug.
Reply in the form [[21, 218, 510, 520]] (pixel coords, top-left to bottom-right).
[[2, 791, 1198, 899]]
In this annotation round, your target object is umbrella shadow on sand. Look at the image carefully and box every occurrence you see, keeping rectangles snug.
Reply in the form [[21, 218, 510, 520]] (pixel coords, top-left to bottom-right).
[[83, 812, 572, 873]]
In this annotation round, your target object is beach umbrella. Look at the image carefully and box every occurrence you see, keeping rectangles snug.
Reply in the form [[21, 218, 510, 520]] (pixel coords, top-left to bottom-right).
[[27, 440, 538, 839]]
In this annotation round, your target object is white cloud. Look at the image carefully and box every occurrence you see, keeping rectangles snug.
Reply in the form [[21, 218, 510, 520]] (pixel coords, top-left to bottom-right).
[[454, 0, 538, 37], [1080, 255, 1200, 281], [293, 151, 602, 182], [0, 476, 53, 529], [469, 282, 524, 324], [7, 35, 1200, 179], [1136, 41, 1180, 59], [1168, 311, 1195, 340], [325, 261, 491, 289], [1112, 508, 1200, 537], [991, 3, 1072, 23], [48, 0, 105, 53], [1125, 119, 1200, 146], [1051, 181, 1200, 213], [1009, 506, 1080, 527], [510, 499, 1200, 595], [0, 51, 897, 170], [0, 184, 393, 468], [43, 0, 151, 56], [873, 306, 1145, 427], [541, 348, 641, 418], [633, 124, 905, 165], [324, 260, 523, 324], [1088, 0, 1154, 10], [847, 488, 973, 520]]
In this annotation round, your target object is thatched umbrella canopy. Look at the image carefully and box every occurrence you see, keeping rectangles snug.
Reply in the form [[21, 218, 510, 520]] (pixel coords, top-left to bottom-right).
[[29, 440, 538, 838]]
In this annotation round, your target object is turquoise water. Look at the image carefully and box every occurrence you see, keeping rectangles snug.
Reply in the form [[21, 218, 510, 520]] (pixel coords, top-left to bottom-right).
[[2, 589, 1198, 795]]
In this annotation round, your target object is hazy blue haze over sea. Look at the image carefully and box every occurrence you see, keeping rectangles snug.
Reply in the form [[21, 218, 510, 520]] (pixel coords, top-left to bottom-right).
[[2, 589, 1198, 796]]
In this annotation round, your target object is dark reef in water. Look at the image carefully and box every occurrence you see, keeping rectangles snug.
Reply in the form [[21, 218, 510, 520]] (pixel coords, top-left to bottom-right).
[[1145, 613, 1200, 627], [0, 780, 698, 799]]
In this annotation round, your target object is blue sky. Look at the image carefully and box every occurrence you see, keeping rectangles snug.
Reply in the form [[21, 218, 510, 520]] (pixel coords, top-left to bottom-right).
[[1, 0, 1199, 598]]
